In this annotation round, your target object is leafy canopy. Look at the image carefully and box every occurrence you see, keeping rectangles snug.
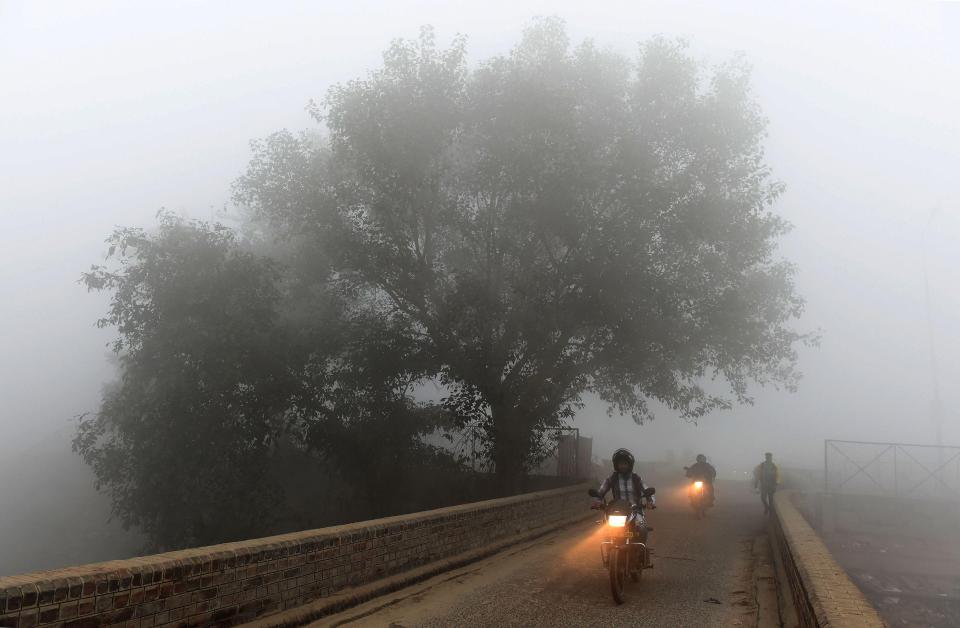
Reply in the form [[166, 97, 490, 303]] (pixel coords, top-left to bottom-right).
[[235, 19, 806, 480], [77, 212, 463, 549], [76, 213, 296, 549]]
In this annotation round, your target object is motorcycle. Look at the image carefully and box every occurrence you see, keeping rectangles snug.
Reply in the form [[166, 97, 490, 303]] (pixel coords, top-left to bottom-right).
[[587, 486, 656, 604], [683, 467, 711, 519]]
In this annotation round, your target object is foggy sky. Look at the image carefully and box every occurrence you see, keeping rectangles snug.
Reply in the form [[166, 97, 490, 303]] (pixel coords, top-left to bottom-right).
[[2, 0, 959, 485]]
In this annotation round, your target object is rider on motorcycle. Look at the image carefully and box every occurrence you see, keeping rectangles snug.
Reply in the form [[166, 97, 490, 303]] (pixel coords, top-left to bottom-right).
[[595, 449, 656, 541], [685, 454, 717, 504]]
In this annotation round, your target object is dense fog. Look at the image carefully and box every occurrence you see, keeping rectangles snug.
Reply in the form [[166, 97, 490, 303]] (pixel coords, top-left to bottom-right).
[[1, 0, 958, 575]]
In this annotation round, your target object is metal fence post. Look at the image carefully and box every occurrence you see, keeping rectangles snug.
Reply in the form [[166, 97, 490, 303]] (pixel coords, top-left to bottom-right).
[[893, 445, 898, 497], [824, 439, 829, 494]]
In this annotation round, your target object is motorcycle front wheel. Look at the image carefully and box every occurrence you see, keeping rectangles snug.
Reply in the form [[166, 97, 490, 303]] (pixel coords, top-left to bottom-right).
[[629, 545, 643, 583], [609, 547, 626, 604]]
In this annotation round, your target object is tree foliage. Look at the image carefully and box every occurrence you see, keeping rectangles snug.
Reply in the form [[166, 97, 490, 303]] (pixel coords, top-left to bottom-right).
[[79, 20, 808, 543], [77, 213, 462, 549], [75, 213, 297, 549], [235, 20, 806, 486]]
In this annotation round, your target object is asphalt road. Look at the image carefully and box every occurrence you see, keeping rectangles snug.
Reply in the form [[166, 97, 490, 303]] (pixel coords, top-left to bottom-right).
[[313, 480, 772, 628]]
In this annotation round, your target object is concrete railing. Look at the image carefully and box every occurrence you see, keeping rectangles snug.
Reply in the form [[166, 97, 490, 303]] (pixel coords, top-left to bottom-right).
[[0, 483, 590, 628], [771, 490, 886, 628]]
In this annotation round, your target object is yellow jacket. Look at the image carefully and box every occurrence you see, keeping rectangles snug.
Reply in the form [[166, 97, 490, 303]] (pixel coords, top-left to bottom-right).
[[753, 461, 780, 488]]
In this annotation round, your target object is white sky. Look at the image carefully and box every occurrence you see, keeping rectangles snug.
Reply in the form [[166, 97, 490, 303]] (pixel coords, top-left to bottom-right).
[[1, 0, 959, 472]]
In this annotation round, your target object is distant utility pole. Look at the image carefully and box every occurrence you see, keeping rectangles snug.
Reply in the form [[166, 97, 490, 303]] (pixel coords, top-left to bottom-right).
[[921, 208, 944, 472]]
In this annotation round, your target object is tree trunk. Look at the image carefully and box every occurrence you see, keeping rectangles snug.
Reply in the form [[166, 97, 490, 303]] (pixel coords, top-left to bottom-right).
[[491, 403, 527, 495]]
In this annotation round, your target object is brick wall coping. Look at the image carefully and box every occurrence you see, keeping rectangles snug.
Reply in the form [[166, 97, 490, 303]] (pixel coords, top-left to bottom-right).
[[0, 482, 590, 588], [773, 490, 886, 627]]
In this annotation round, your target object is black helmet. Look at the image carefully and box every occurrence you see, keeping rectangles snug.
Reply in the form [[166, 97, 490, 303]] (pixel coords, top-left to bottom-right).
[[612, 448, 635, 473], [696, 454, 707, 463]]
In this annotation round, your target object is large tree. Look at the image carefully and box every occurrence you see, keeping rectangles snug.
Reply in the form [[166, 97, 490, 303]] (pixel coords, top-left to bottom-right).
[[75, 214, 298, 549], [235, 19, 807, 489], [77, 213, 462, 548]]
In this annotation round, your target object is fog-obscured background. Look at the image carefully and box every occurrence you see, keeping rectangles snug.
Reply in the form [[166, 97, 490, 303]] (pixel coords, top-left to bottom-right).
[[1, 0, 958, 574]]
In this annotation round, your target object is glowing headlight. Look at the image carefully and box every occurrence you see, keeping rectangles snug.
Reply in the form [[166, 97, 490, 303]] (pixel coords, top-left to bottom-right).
[[608, 515, 627, 527], [694, 481, 704, 489]]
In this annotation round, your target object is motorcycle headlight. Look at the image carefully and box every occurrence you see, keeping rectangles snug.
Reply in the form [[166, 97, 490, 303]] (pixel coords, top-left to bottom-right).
[[608, 515, 627, 527], [694, 481, 704, 489]]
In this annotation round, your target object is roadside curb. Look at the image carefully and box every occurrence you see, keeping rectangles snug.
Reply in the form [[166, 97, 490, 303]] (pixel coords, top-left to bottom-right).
[[753, 533, 781, 628], [241, 510, 594, 627], [769, 517, 800, 628], [771, 490, 886, 627]]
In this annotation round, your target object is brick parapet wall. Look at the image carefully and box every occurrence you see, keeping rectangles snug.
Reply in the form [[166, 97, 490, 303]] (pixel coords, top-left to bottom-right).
[[0, 483, 590, 628], [771, 490, 886, 628]]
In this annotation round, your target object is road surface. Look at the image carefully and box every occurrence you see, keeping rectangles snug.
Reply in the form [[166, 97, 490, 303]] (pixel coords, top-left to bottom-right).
[[312, 480, 775, 627]]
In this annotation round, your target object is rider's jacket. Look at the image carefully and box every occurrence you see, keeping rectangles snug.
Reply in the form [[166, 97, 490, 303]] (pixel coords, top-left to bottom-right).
[[686, 461, 717, 482], [597, 472, 654, 508], [753, 461, 780, 489]]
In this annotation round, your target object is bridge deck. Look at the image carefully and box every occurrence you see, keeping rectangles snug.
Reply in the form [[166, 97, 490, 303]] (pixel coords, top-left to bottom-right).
[[309, 481, 774, 627]]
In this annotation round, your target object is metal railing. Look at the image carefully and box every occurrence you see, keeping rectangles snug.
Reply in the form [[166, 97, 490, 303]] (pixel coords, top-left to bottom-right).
[[824, 439, 960, 500]]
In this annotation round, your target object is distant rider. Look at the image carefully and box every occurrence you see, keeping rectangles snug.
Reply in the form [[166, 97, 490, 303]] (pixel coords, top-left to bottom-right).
[[685, 454, 717, 504], [753, 452, 781, 515]]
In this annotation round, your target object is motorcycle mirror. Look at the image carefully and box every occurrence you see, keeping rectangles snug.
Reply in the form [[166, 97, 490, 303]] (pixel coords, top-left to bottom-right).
[[587, 488, 600, 498], [644, 487, 656, 497]]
